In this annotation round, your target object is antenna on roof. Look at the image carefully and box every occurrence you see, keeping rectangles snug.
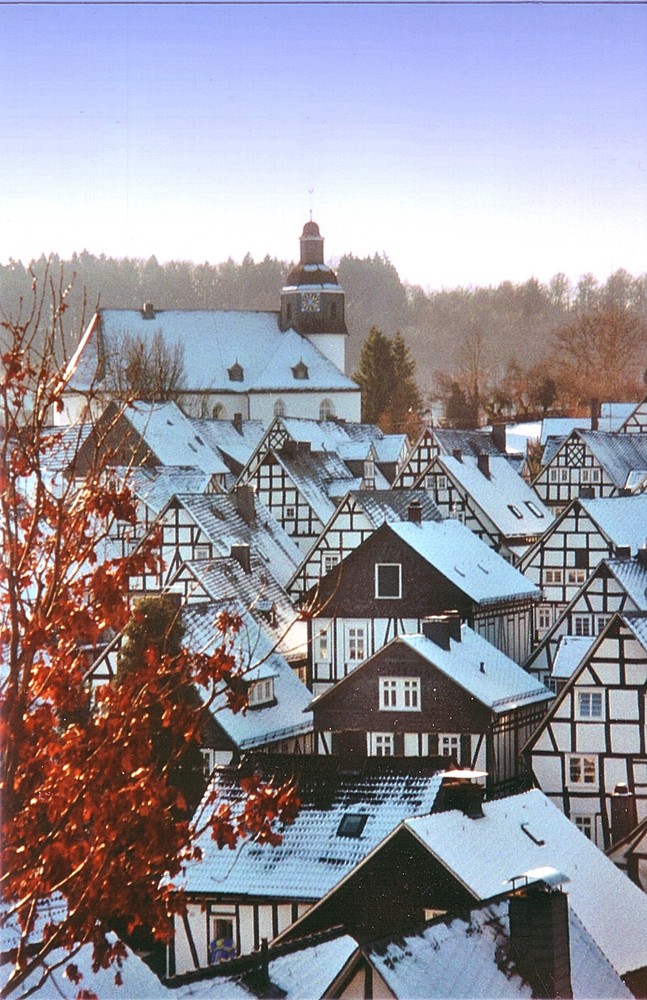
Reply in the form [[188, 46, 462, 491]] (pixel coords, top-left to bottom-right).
[[308, 186, 314, 220]]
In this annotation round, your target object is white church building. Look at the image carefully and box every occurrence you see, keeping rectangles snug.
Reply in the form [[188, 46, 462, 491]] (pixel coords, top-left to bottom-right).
[[60, 220, 361, 427]]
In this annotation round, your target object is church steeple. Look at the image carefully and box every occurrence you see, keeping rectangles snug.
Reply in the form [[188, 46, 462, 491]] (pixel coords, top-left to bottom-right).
[[279, 220, 348, 374]]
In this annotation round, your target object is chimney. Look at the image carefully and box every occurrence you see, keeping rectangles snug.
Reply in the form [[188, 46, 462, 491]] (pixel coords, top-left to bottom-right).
[[615, 545, 631, 559], [509, 878, 572, 999], [407, 498, 423, 524], [590, 398, 600, 432], [477, 453, 491, 478], [452, 448, 462, 462], [233, 412, 243, 434], [230, 544, 251, 575], [491, 423, 507, 454], [433, 772, 485, 819], [421, 613, 461, 650], [142, 302, 156, 319], [610, 782, 638, 846], [638, 542, 647, 569], [281, 439, 298, 459], [234, 485, 256, 528], [578, 486, 595, 499]]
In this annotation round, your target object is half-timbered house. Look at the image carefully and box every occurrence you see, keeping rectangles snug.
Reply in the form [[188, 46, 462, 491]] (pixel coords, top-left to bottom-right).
[[306, 519, 539, 695], [524, 554, 647, 686], [525, 612, 647, 850], [393, 427, 505, 489], [287, 491, 442, 601], [519, 494, 647, 634], [532, 429, 647, 512], [309, 616, 552, 789], [168, 755, 445, 974], [415, 453, 553, 564], [187, 416, 266, 488], [618, 394, 647, 435], [129, 488, 302, 593]]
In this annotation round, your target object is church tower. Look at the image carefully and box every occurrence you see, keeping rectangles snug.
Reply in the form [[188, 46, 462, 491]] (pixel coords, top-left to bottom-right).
[[279, 220, 348, 372]]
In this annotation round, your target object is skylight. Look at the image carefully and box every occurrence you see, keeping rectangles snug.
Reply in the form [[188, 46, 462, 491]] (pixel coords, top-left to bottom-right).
[[337, 813, 369, 838]]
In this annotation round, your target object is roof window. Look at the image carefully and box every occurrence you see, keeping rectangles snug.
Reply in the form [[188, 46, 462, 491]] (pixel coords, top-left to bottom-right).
[[507, 504, 523, 520], [292, 360, 309, 380], [337, 813, 368, 838], [525, 500, 544, 518], [228, 362, 244, 382]]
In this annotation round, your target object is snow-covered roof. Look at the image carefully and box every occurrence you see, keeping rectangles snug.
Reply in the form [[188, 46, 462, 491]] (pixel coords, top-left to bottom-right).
[[580, 495, 647, 553], [70, 310, 359, 394], [182, 759, 444, 899], [182, 604, 312, 750], [387, 521, 540, 603], [275, 450, 360, 524], [434, 429, 504, 458], [403, 789, 647, 977], [178, 932, 358, 999], [579, 431, 647, 488], [550, 635, 597, 680], [398, 628, 552, 712], [367, 898, 631, 999], [436, 454, 553, 538], [121, 400, 229, 475], [348, 489, 443, 525], [503, 421, 542, 454], [168, 493, 302, 588], [540, 418, 591, 445], [278, 416, 385, 452], [189, 417, 266, 473], [126, 465, 213, 514]]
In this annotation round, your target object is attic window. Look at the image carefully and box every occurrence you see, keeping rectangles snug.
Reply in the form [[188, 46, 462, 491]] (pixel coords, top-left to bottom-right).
[[195, 435, 204, 446], [228, 362, 244, 382], [248, 677, 275, 708], [507, 504, 523, 520], [525, 500, 544, 518], [337, 813, 368, 838], [292, 360, 309, 380]]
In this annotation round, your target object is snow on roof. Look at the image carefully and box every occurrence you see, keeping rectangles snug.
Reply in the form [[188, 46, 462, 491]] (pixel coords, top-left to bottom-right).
[[540, 418, 591, 445], [0, 934, 169, 998], [625, 613, 647, 649], [580, 495, 647, 552], [434, 429, 503, 458], [276, 450, 358, 524], [119, 401, 227, 474], [0, 895, 67, 955], [503, 421, 542, 454], [178, 933, 358, 999], [400, 628, 552, 712], [126, 465, 213, 514], [182, 762, 444, 899], [579, 431, 647, 487], [73, 310, 358, 393], [171, 493, 302, 588], [404, 788, 647, 976], [388, 521, 540, 603], [551, 635, 597, 680], [182, 604, 312, 750], [279, 416, 385, 452], [437, 454, 553, 538], [349, 489, 443, 525], [189, 417, 266, 471], [366, 899, 631, 999]]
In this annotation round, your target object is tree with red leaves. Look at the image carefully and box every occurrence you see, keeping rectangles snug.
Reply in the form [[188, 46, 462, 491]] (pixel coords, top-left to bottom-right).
[[0, 272, 300, 998]]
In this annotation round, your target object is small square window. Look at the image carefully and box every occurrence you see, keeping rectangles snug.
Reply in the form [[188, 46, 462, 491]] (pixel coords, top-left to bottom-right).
[[285, 506, 296, 520], [370, 733, 394, 757], [568, 754, 597, 785], [337, 813, 368, 838], [574, 616, 591, 637], [439, 733, 460, 757], [375, 563, 402, 599], [573, 815, 594, 840], [195, 544, 211, 560], [577, 690, 603, 720], [323, 552, 341, 574]]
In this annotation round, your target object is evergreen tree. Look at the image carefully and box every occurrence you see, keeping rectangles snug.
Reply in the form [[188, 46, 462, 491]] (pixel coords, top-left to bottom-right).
[[389, 331, 422, 434], [353, 327, 397, 425]]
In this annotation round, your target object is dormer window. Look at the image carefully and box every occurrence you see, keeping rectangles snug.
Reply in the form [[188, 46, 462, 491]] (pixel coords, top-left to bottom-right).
[[319, 399, 335, 421], [228, 362, 244, 382], [292, 360, 309, 380], [248, 677, 275, 708]]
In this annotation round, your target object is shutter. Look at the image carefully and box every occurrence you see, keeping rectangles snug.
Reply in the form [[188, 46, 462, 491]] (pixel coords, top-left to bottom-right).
[[460, 734, 472, 767], [428, 733, 439, 755]]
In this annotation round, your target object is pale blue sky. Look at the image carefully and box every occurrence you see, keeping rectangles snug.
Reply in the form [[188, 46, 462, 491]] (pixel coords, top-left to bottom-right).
[[2, 3, 646, 289]]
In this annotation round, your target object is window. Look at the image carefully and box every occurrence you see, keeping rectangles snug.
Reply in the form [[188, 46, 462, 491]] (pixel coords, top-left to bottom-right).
[[212, 402, 226, 419], [228, 362, 244, 382], [337, 813, 368, 838], [525, 500, 545, 518], [537, 605, 553, 631], [550, 469, 558, 483], [560, 469, 569, 483], [285, 506, 296, 520], [581, 468, 601, 484], [573, 815, 594, 840], [379, 677, 421, 711], [292, 360, 309, 380], [201, 748, 216, 780], [322, 552, 340, 574], [194, 544, 211, 560], [363, 459, 376, 481], [274, 398, 286, 417], [347, 626, 366, 662], [577, 689, 603, 720], [508, 504, 523, 520], [248, 677, 275, 708], [316, 628, 330, 661], [567, 568, 586, 585], [375, 563, 402, 599], [596, 615, 611, 634], [544, 568, 563, 585], [319, 398, 335, 421], [439, 734, 460, 757], [369, 733, 394, 757], [568, 754, 597, 785], [434, 474, 447, 490], [209, 913, 237, 965], [574, 615, 591, 637]]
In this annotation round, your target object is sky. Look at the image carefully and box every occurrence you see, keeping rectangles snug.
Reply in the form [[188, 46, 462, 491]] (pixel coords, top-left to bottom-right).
[[1, 2, 646, 290]]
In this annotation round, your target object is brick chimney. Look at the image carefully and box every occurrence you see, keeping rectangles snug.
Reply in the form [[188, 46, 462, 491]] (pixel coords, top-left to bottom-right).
[[491, 423, 507, 454], [477, 453, 491, 478], [610, 782, 638, 846], [233, 412, 243, 434], [638, 542, 647, 569], [142, 302, 156, 319], [234, 485, 256, 528], [452, 448, 462, 462], [230, 544, 251, 575], [590, 398, 600, 431], [432, 772, 485, 819], [407, 498, 423, 524], [508, 875, 573, 999], [421, 613, 461, 650]]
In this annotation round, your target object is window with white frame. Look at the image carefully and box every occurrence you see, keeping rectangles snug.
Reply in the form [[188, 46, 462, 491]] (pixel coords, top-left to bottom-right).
[[434, 474, 448, 490], [201, 748, 216, 780], [248, 677, 275, 707], [573, 814, 594, 840], [581, 468, 601, 484], [508, 504, 523, 520], [209, 910, 237, 964], [323, 552, 340, 574], [568, 754, 597, 785], [316, 628, 330, 661], [576, 689, 603, 720], [369, 732, 394, 757], [194, 544, 211, 560], [537, 605, 553, 631], [439, 733, 461, 757], [346, 626, 366, 662], [574, 615, 591, 637], [596, 615, 611, 634], [549, 469, 558, 483], [560, 469, 569, 483], [525, 500, 545, 518], [544, 568, 563, 585], [375, 563, 402, 599], [379, 677, 421, 711], [567, 568, 587, 585], [273, 398, 286, 417]]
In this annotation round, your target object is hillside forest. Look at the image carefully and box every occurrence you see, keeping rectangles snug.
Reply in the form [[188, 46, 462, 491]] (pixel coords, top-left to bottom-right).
[[2, 251, 646, 422]]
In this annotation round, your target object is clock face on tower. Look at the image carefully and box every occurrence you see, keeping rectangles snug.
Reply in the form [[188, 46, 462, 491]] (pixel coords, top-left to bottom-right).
[[300, 291, 321, 313]]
